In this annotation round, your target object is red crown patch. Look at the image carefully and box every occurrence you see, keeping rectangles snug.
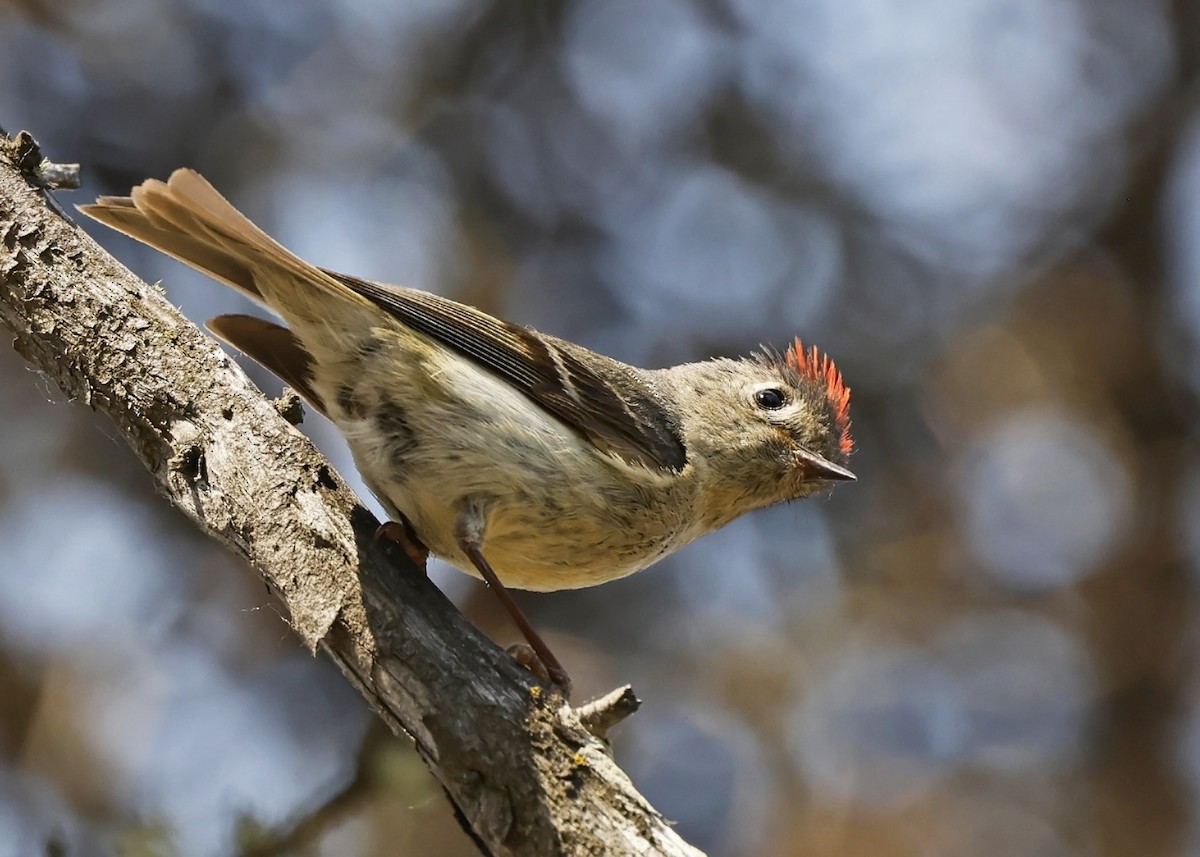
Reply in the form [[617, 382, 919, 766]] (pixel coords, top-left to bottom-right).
[[786, 338, 853, 458]]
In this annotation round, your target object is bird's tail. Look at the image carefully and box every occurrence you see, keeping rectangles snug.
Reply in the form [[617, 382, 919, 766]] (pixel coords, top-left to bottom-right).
[[77, 169, 373, 330], [78, 169, 388, 413]]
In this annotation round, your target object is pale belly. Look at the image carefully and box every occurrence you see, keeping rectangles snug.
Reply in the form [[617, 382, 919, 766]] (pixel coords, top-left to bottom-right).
[[320, 347, 700, 591], [358, 441, 697, 591]]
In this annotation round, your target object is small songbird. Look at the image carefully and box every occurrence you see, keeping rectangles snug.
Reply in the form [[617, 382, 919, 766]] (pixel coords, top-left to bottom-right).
[[80, 170, 855, 690]]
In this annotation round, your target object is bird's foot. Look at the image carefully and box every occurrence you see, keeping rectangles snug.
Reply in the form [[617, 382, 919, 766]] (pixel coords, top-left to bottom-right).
[[507, 643, 572, 698], [373, 518, 429, 572]]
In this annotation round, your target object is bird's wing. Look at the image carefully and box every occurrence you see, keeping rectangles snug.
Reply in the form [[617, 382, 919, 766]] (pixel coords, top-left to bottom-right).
[[207, 314, 325, 414], [326, 271, 688, 472]]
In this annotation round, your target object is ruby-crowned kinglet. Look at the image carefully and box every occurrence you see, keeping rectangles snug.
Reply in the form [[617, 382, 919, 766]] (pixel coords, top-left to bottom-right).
[[80, 170, 855, 690]]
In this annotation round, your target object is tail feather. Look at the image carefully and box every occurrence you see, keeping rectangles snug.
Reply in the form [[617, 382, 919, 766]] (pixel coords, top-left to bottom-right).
[[130, 172, 281, 270], [83, 210, 259, 299], [77, 169, 367, 319], [81, 175, 265, 300]]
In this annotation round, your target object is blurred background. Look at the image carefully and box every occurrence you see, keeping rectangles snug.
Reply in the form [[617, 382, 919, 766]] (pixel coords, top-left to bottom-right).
[[0, 0, 1195, 854]]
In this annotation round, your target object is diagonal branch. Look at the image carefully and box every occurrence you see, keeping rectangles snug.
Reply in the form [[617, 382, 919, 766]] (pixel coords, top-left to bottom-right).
[[0, 132, 703, 857]]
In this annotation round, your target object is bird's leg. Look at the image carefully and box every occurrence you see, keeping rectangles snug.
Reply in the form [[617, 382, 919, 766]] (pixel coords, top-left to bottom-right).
[[374, 513, 429, 571], [455, 499, 570, 693], [459, 539, 571, 694]]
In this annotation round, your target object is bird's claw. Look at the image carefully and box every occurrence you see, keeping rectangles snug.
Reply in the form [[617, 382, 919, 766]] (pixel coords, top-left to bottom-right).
[[373, 519, 429, 572], [507, 643, 572, 698]]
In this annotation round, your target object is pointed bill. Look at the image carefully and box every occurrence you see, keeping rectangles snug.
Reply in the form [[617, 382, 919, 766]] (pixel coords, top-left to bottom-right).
[[796, 448, 857, 482]]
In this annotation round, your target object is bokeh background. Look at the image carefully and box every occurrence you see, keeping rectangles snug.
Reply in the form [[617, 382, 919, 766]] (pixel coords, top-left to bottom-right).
[[0, 0, 1196, 854]]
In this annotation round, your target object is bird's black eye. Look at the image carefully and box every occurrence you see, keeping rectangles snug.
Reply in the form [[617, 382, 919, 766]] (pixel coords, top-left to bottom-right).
[[754, 388, 787, 410]]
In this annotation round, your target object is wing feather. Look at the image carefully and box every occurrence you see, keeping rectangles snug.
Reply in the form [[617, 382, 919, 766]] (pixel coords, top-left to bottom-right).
[[326, 271, 688, 472], [207, 314, 325, 414]]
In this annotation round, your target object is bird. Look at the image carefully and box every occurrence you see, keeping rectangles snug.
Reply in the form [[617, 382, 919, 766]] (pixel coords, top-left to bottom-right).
[[79, 169, 855, 691]]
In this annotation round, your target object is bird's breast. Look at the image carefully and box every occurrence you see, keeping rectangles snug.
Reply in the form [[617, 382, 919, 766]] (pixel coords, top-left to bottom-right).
[[320, 342, 698, 591]]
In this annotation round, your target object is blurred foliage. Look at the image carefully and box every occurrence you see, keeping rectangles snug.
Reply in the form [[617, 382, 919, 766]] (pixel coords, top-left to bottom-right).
[[2, 0, 1199, 855]]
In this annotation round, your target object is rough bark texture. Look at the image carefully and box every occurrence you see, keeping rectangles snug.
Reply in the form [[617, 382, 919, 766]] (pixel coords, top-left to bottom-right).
[[0, 135, 704, 857]]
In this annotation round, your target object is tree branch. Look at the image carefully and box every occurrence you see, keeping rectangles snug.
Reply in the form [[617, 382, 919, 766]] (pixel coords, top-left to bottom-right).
[[0, 133, 703, 857]]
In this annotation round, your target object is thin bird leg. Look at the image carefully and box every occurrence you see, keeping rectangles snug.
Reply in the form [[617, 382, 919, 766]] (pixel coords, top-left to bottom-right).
[[459, 540, 571, 693], [374, 513, 429, 571]]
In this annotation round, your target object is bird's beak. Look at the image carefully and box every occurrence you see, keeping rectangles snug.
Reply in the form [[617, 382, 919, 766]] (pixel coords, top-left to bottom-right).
[[797, 449, 856, 482]]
